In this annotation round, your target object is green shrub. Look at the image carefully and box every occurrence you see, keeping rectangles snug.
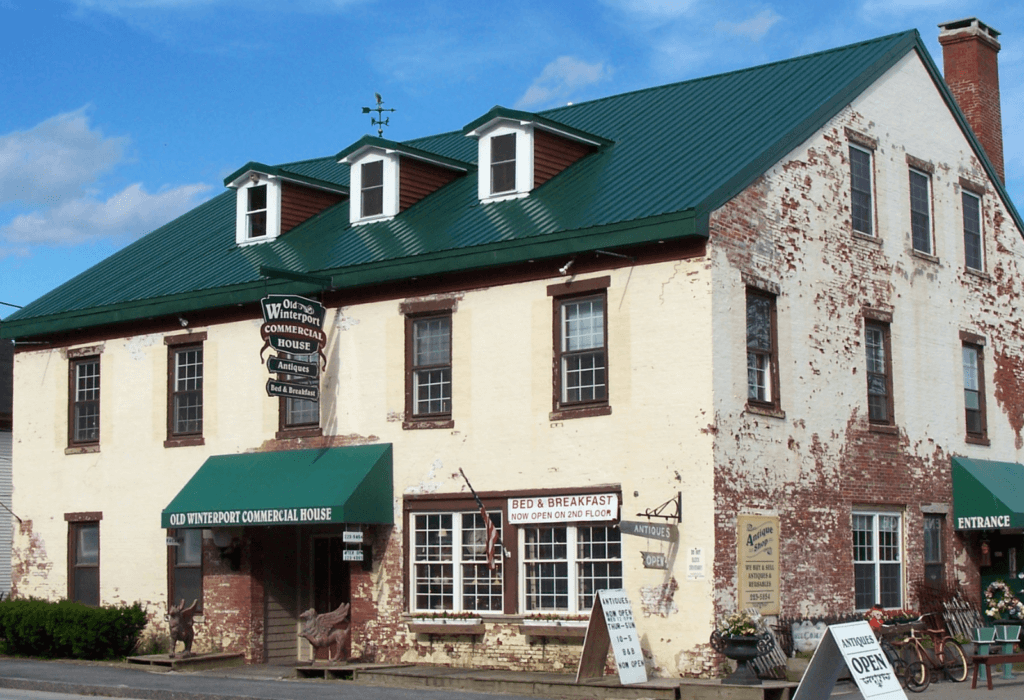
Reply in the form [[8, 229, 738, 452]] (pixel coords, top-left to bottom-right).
[[0, 598, 148, 660]]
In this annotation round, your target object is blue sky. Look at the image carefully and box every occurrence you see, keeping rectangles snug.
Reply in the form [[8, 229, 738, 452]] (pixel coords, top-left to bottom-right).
[[2, 1, 1022, 316]]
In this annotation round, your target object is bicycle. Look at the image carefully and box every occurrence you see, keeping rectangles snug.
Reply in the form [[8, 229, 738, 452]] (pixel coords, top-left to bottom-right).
[[896, 612, 969, 686], [879, 636, 930, 692]]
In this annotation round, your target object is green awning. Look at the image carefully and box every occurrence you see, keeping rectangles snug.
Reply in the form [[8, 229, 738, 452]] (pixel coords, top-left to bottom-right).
[[952, 456, 1024, 530], [161, 444, 393, 528]]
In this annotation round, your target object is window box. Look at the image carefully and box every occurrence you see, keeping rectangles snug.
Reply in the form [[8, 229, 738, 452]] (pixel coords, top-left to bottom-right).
[[520, 618, 589, 638], [407, 617, 484, 636]]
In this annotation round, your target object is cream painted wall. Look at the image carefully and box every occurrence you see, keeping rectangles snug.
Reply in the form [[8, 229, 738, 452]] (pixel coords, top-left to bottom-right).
[[12, 256, 716, 672]]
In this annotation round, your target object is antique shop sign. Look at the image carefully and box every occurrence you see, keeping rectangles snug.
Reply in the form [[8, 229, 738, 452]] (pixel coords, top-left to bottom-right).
[[686, 546, 705, 580], [619, 519, 677, 542], [737, 514, 780, 615], [260, 294, 326, 399], [507, 493, 618, 524], [793, 621, 906, 700], [576, 589, 647, 686]]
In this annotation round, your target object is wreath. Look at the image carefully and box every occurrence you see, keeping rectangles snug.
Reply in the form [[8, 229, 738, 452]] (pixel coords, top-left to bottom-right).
[[985, 580, 1024, 620]]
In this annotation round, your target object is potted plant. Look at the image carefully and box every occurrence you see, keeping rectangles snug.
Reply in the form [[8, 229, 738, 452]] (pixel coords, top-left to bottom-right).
[[709, 610, 768, 685]]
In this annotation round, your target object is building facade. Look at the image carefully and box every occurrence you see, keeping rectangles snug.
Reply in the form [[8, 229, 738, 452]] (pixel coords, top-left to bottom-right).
[[2, 19, 1022, 677]]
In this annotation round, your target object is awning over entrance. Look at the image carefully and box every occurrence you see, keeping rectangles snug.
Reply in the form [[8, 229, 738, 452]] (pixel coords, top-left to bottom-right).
[[952, 456, 1024, 530], [161, 444, 393, 528]]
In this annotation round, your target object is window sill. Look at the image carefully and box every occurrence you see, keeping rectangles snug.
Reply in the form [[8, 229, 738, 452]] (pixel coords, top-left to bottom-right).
[[65, 444, 100, 455], [966, 435, 991, 446], [852, 231, 881, 245], [965, 266, 991, 281], [868, 423, 898, 435], [164, 436, 205, 448], [549, 405, 612, 422], [275, 426, 323, 440], [745, 403, 785, 419], [911, 249, 940, 265], [403, 419, 455, 431]]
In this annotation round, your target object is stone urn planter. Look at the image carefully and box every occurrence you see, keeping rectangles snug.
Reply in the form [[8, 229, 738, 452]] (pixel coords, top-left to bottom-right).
[[710, 630, 770, 685]]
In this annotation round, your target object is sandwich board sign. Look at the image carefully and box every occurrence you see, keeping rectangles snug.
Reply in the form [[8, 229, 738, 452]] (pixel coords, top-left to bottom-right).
[[792, 621, 906, 700], [575, 589, 647, 686]]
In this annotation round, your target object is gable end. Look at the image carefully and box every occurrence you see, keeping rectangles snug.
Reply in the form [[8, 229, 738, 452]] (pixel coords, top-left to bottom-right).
[[534, 129, 595, 188], [399, 158, 464, 212], [281, 182, 346, 234]]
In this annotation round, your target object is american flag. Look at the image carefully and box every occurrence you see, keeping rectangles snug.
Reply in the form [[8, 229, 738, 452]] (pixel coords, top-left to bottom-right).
[[480, 504, 500, 571]]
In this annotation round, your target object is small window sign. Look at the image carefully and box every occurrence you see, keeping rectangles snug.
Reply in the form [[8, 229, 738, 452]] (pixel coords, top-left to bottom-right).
[[342, 549, 364, 561], [343, 531, 363, 544]]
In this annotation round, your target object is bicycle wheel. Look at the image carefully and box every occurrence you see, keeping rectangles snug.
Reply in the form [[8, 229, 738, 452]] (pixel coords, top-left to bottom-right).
[[905, 661, 930, 692], [941, 639, 968, 682]]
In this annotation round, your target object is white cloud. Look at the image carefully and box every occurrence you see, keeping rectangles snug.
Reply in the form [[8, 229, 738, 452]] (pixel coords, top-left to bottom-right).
[[0, 108, 127, 207], [516, 57, 613, 109], [715, 9, 781, 41], [1, 182, 212, 246]]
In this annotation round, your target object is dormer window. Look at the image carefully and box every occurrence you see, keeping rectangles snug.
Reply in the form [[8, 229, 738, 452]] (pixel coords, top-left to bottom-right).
[[247, 185, 268, 239], [490, 133, 517, 194], [361, 161, 385, 217]]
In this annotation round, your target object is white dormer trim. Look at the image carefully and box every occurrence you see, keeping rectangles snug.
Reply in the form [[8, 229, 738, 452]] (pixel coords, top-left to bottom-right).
[[469, 120, 534, 203], [232, 173, 282, 247], [339, 147, 400, 226]]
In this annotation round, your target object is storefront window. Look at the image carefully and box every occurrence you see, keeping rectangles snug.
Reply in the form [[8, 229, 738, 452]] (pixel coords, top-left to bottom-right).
[[853, 511, 902, 610], [522, 525, 621, 614], [412, 511, 502, 613]]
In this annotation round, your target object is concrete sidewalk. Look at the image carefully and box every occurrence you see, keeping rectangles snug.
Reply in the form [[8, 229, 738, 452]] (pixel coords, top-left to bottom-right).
[[0, 657, 1021, 700]]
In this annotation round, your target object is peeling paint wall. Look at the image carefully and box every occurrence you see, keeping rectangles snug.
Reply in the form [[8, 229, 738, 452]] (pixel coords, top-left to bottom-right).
[[707, 51, 1023, 631]]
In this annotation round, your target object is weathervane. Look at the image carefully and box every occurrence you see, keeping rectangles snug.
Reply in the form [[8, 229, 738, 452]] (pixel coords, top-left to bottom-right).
[[362, 93, 396, 137]]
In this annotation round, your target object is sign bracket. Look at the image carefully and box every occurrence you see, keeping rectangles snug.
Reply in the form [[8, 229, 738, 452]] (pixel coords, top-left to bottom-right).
[[636, 491, 681, 522]]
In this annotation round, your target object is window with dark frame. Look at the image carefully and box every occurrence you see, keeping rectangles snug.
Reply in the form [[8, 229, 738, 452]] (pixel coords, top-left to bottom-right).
[[522, 524, 621, 614], [69, 520, 99, 606], [923, 515, 944, 590], [853, 511, 902, 610], [909, 169, 932, 254], [168, 341, 203, 440], [410, 510, 503, 613], [963, 341, 987, 441], [963, 191, 984, 271], [746, 289, 779, 410], [246, 184, 267, 239], [410, 314, 452, 418], [865, 321, 894, 425], [361, 160, 384, 217], [850, 146, 873, 236], [281, 352, 319, 430], [557, 294, 607, 407], [169, 528, 203, 612], [69, 357, 100, 446], [490, 133, 516, 194]]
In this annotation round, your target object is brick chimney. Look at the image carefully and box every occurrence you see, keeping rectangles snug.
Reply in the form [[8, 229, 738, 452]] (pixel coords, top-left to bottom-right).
[[938, 18, 1004, 182]]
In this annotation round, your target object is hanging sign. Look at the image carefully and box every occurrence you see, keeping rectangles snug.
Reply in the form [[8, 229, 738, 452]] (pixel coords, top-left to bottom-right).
[[260, 294, 326, 398], [737, 514, 780, 615], [642, 551, 668, 569], [343, 531, 364, 543], [267, 355, 319, 379], [619, 519, 677, 542], [266, 379, 320, 402], [342, 549, 364, 562]]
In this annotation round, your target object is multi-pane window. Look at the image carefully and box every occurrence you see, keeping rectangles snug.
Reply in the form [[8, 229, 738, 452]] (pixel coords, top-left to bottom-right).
[[850, 146, 873, 236], [69, 357, 100, 445], [491, 133, 516, 194], [557, 295, 607, 406], [412, 316, 452, 417], [411, 511, 503, 613], [865, 321, 893, 425], [963, 343, 987, 440], [247, 184, 267, 239], [171, 346, 203, 437], [923, 515, 944, 590], [963, 191, 984, 271], [909, 170, 932, 254], [283, 352, 318, 429], [170, 528, 203, 612], [853, 511, 902, 610], [361, 161, 384, 217], [522, 525, 621, 614], [69, 521, 99, 606], [746, 290, 778, 408]]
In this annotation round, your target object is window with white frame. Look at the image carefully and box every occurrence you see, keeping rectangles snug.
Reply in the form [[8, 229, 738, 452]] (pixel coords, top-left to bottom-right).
[[361, 160, 384, 218], [853, 511, 902, 610], [490, 133, 516, 194], [341, 149, 399, 225], [69, 356, 100, 446], [850, 146, 873, 236], [411, 511, 503, 613], [909, 169, 932, 255], [472, 123, 533, 202], [963, 191, 984, 271], [746, 289, 779, 410], [233, 177, 281, 246], [521, 525, 621, 614]]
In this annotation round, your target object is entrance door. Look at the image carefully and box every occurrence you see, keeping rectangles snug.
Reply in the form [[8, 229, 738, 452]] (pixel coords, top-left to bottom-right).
[[311, 536, 351, 660], [263, 529, 300, 664]]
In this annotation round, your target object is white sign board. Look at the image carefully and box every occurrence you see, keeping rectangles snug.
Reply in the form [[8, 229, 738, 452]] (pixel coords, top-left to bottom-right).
[[686, 547, 705, 580], [793, 621, 906, 700], [599, 589, 648, 685], [342, 549, 364, 561], [507, 493, 618, 525], [343, 531, 363, 543]]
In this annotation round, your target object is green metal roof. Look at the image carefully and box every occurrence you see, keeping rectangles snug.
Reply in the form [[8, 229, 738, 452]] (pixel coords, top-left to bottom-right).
[[161, 444, 393, 528], [4, 29, 1020, 340], [951, 456, 1024, 530]]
